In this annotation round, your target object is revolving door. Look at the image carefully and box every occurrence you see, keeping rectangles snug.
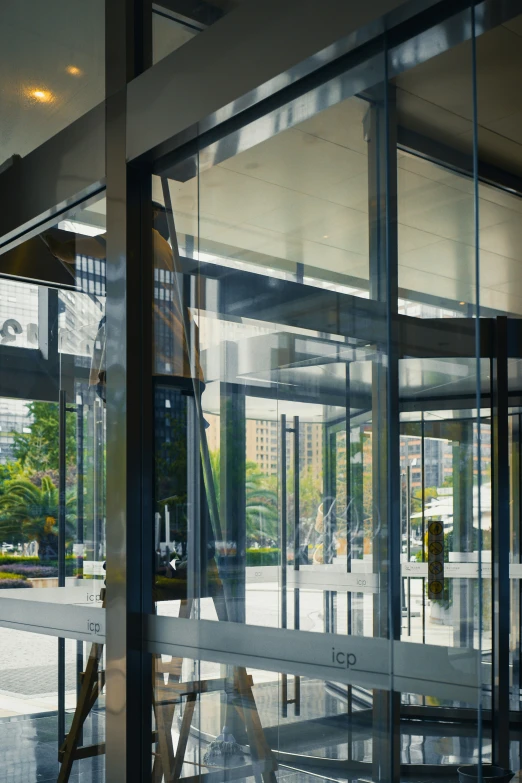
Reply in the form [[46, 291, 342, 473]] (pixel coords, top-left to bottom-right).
[[149, 184, 521, 777]]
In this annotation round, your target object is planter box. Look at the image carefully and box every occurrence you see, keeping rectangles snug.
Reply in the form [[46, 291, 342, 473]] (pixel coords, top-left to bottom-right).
[[28, 577, 59, 589], [429, 599, 451, 625]]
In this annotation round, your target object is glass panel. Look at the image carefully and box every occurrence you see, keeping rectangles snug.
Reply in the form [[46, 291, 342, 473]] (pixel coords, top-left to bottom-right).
[[0, 195, 107, 779], [476, 7, 522, 772], [153, 11, 198, 65], [0, 0, 104, 162], [152, 1, 241, 66], [149, 16, 490, 776], [0, 630, 105, 781], [392, 7, 489, 770], [162, 94, 371, 293], [0, 194, 106, 591], [150, 646, 483, 778]]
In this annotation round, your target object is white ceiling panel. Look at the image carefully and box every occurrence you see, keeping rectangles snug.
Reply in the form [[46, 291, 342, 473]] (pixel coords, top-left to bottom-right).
[[220, 127, 368, 202], [295, 97, 369, 155], [398, 265, 475, 304], [249, 192, 364, 236]]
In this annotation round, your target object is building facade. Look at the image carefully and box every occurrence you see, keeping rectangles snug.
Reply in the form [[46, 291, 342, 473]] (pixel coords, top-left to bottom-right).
[[0, 1, 521, 782]]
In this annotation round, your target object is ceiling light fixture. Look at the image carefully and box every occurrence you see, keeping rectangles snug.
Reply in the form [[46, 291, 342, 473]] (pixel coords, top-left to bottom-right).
[[459, 301, 465, 305], [66, 65, 82, 76], [28, 88, 53, 103]]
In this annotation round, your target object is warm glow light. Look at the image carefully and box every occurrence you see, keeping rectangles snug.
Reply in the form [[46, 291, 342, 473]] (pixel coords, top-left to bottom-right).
[[29, 88, 53, 103], [459, 301, 465, 305], [323, 234, 329, 239], [66, 65, 82, 76]]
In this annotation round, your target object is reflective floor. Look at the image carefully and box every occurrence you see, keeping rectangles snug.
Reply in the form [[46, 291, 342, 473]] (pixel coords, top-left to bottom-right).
[[0, 710, 105, 782], [5, 676, 522, 783]]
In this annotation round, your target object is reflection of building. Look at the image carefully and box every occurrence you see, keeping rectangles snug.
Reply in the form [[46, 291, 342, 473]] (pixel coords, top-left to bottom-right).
[[400, 427, 491, 490], [0, 279, 38, 463], [0, 398, 32, 464], [58, 288, 104, 358], [0, 278, 38, 349], [0, 265, 104, 465], [247, 419, 278, 474], [206, 415, 323, 477], [297, 422, 323, 475]]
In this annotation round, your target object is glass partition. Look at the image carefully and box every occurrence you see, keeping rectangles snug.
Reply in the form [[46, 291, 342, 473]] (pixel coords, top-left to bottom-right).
[[0, 193, 106, 780], [4, 1, 522, 781], [146, 13, 492, 776]]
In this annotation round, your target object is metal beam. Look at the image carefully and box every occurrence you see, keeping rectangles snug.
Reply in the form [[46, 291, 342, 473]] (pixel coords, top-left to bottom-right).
[[127, 0, 413, 165], [153, 0, 224, 27], [398, 126, 522, 201], [0, 106, 105, 253]]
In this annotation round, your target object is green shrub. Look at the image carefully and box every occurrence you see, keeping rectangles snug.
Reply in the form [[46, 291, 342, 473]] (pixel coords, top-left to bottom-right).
[[246, 547, 280, 567], [0, 555, 39, 565], [0, 579, 32, 588], [0, 571, 27, 580]]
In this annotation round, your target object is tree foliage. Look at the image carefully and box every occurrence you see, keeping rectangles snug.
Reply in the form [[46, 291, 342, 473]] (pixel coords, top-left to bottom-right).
[[12, 401, 76, 471], [0, 476, 76, 560], [209, 451, 279, 543]]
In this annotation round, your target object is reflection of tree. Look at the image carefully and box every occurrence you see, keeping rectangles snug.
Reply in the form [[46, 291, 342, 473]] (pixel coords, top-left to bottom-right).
[[155, 413, 187, 511], [13, 401, 76, 471], [0, 476, 76, 560], [209, 451, 279, 543]]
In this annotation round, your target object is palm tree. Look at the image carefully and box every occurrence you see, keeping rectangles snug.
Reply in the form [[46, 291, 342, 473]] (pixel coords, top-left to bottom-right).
[[0, 476, 76, 561], [208, 451, 278, 542]]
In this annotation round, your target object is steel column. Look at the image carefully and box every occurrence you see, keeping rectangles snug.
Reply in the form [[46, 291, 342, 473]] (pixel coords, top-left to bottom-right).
[[104, 1, 153, 780], [368, 73, 401, 783], [58, 389, 67, 746], [492, 316, 510, 768]]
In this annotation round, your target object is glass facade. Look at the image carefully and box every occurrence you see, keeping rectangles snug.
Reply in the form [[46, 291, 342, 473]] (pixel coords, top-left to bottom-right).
[[1, 2, 522, 782]]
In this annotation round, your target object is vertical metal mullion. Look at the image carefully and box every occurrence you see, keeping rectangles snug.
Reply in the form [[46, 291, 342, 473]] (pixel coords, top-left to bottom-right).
[[292, 416, 300, 616], [368, 73, 400, 783], [58, 389, 66, 746], [510, 412, 520, 706], [421, 416, 426, 647], [105, 1, 152, 781], [401, 465, 411, 636], [76, 392, 84, 736], [385, 73, 401, 783], [323, 424, 336, 634], [293, 416, 301, 715], [280, 414, 288, 630], [58, 389, 66, 585], [492, 316, 510, 768], [280, 414, 287, 716], [518, 413, 522, 704], [345, 363, 353, 759]]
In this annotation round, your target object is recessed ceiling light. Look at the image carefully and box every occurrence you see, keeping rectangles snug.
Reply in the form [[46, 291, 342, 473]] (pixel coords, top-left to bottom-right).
[[28, 88, 53, 103], [323, 234, 329, 239], [459, 301, 465, 305], [66, 65, 82, 76]]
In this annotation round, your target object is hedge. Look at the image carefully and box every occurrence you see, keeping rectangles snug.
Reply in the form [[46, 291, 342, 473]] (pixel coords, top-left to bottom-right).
[[0, 564, 57, 578], [246, 548, 280, 567], [0, 579, 32, 588], [0, 571, 27, 580], [0, 555, 39, 565]]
